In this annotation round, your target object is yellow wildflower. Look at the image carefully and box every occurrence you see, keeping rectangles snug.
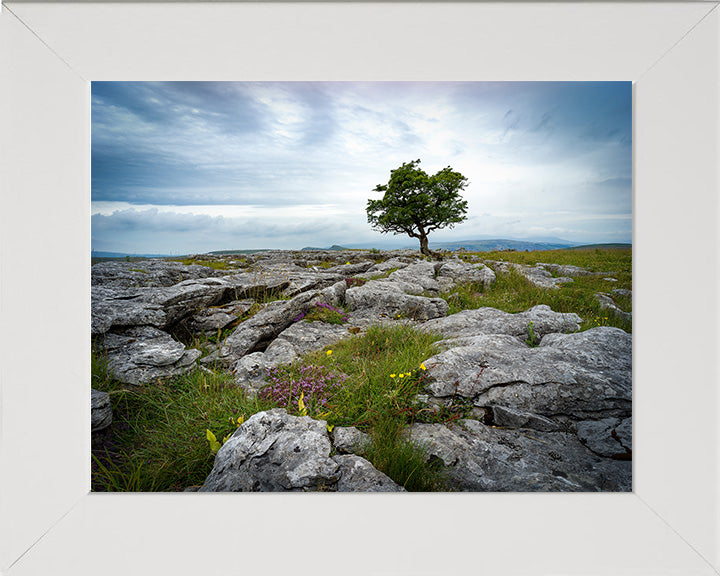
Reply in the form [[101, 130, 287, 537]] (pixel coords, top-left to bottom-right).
[[326, 350, 332, 356], [420, 363, 427, 371]]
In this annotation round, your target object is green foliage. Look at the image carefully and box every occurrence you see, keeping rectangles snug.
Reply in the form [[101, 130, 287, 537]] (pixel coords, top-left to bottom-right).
[[367, 159, 469, 256], [301, 324, 448, 490], [91, 354, 277, 491], [297, 302, 348, 324], [439, 248, 632, 333], [205, 429, 222, 454], [178, 258, 231, 270], [526, 321, 539, 347]]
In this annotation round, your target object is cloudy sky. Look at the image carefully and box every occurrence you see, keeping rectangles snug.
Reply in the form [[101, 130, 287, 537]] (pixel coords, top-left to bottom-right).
[[91, 81, 632, 254]]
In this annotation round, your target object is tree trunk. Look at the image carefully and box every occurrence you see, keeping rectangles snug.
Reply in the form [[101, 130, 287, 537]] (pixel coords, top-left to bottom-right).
[[419, 234, 432, 257]]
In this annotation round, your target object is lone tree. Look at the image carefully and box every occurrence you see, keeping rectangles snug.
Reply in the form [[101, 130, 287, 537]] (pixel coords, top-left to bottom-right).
[[366, 159, 469, 257]]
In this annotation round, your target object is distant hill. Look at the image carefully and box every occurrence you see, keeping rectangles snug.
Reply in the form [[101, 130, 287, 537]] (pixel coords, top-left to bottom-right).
[[312, 238, 578, 252], [428, 239, 576, 252], [568, 243, 632, 251], [207, 249, 271, 255], [91, 251, 171, 259], [300, 245, 348, 251]]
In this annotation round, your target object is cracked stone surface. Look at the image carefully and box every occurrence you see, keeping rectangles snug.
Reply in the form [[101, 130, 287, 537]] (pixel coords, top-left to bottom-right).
[[102, 326, 202, 385], [409, 420, 631, 492], [199, 409, 403, 492]]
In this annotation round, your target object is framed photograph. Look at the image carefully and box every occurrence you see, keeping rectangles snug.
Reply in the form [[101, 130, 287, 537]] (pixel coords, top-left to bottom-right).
[[1, 2, 718, 575]]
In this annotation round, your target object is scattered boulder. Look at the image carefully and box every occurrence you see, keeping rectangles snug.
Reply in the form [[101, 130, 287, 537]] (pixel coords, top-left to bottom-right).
[[214, 290, 326, 366], [91, 259, 228, 288], [422, 304, 581, 343], [408, 420, 631, 491], [386, 261, 441, 293], [199, 409, 403, 492], [332, 426, 371, 455], [101, 326, 202, 385], [358, 257, 415, 279], [535, 262, 609, 278], [91, 388, 112, 431], [436, 260, 496, 292], [484, 260, 573, 289], [345, 280, 448, 321], [185, 299, 255, 334], [334, 454, 405, 492], [423, 327, 631, 421], [594, 293, 632, 323]]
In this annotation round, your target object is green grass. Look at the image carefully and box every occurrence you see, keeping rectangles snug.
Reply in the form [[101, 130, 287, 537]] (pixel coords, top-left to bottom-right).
[[301, 324, 448, 490], [446, 248, 632, 332], [176, 258, 232, 270], [92, 351, 277, 492]]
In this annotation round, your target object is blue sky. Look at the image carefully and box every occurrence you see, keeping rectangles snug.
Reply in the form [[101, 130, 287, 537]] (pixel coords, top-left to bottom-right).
[[91, 81, 632, 254]]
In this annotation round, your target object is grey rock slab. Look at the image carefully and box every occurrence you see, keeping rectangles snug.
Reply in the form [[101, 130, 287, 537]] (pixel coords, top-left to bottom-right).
[[490, 405, 560, 432], [91, 389, 112, 431], [333, 455, 405, 492], [423, 327, 631, 420], [611, 288, 632, 299], [250, 263, 349, 298], [268, 320, 350, 358], [436, 261, 496, 292], [357, 257, 415, 279], [91, 286, 167, 335], [186, 299, 255, 334], [332, 426, 371, 455], [200, 409, 401, 492], [345, 280, 448, 321], [91, 259, 227, 288], [217, 290, 326, 365], [387, 261, 441, 293], [91, 272, 289, 336], [576, 418, 627, 457], [484, 260, 573, 289], [409, 420, 631, 491], [324, 261, 375, 275], [615, 418, 632, 451], [319, 280, 347, 307], [422, 304, 581, 342], [594, 293, 632, 323], [102, 326, 202, 385], [536, 263, 608, 278], [200, 409, 341, 492], [199, 409, 339, 491]]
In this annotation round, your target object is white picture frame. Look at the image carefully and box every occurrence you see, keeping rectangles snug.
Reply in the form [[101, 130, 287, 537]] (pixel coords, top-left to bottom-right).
[[1, 2, 718, 575]]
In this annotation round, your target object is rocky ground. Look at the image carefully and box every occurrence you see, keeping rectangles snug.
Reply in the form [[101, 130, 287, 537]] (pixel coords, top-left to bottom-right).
[[92, 249, 632, 492]]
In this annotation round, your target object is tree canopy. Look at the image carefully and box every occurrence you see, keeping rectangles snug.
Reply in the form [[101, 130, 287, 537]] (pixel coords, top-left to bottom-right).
[[366, 159, 469, 256]]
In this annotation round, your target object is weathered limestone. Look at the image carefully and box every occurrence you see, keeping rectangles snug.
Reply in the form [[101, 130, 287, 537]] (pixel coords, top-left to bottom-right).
[[408, 420, 631, 491], [436, 260, 496, 292], [345, 280, 448, 321], [422, 304, 581, 343], [199, 409, 402, 492], [102, 326, 202, 385], [91, 389, 112, 431], [422, 327, 631, 420], [484, 260, 573, 289]]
